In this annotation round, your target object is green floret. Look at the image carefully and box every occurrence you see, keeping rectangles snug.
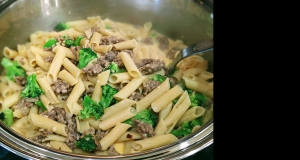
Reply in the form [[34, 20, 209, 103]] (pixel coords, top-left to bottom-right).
[[43, 37, 58, 49], [64, 38, 75, 48], [35, 100, 47, 111], [0, 108, 13, 127], [123, 109, 158, 128], [172, 81, 209, 108], [170, 117, 203, 138], [187, 89, 209, 108], [99, 84, 118, 109], [54, 22, 71, 31], [104, 62, 126, 74], [75, 134, 97, 152], [78, 95, 104, 120], [78, 48, 98, 69], [1, 57, 26, 81], [20, 74, 44, 98], [74, 36, 84, 46], [150, 74, 167, 83]]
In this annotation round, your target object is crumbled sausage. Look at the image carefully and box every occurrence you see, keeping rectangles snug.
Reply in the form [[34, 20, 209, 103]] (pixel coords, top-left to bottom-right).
[[96, 129, 112, 140], [140, 37, 153, 45], [156, 36, 169, 51], [83, 127, 96, 136], [133, 119, 156, 139], [70, 46, 81, 60], [40, 107, 68, 124], [14, 76, 26, 86], [32, 135, 46, 143], [82, 63, 103, 76], [98, 56, 110, 68], [16, 97, 39, 115], [44, 56, 54, 63], [65, 115, 80, 149], [105, 51, 117, 62], [142, 80, 161, 96], [51, 80, 72, 95], [100, 36, 125, 45], [108, 145, 120, 155], [128, 90, 144, 101], [169, 77, 178, 88], [135, 59, 165, 75]]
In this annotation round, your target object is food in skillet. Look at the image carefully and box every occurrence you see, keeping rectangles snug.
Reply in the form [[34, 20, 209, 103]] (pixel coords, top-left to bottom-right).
[[0, 16, 213, 155]]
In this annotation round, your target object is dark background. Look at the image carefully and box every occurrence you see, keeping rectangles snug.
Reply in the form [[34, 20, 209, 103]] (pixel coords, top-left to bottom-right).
[[0, 144, 213, 160]]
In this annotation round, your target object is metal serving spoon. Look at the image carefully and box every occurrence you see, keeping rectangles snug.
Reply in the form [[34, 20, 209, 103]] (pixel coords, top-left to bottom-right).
[[167, 39, 213, 75]]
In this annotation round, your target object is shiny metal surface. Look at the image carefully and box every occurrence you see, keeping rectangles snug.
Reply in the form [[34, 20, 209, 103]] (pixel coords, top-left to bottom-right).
[[0, 0, 213, 159], [168, 39, 213, 74]]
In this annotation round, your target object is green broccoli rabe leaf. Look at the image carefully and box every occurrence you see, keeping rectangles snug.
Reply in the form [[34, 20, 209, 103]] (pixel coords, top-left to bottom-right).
[[54, 22, 71, 31], [187, 89, 209, 108], [123, 109, 158, 128], [35, 100, 47, 111], [0, 108, 13, 127], [74, 36, 84, 46], [75, 134, 97, 152], [43, 37, 58, 49], [1, 57, 26, 81], [78, 48, 98, 69], [99, 84, 118, 109], [190, 116, 203, 127], [170, 121, 192, 137], [78, 95, 104, 120], [64, 38, 75, 48], [104, 62, 127, 75], [170, 117, 203, 138], [20, 74, 44, 98], [172, 97, 179, 105], [150, 74, 167, 83]]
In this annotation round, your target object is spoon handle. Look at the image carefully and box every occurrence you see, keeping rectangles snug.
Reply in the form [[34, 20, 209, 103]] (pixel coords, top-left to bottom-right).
[[168, 39, 213, 74]]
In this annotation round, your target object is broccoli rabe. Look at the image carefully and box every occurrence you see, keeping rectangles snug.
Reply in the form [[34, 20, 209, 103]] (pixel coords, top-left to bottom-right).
[[99, 84, 118, 109], [63, 38, 75, 48], [78, 48, 98, 69], [43, 37, 58, 49], [78, 95, 104, 120], [1, 57, 26, 81], [187, 89, 209, 107], [123, 109, 158, 128], [74, 35, 84, 46], [54, 22, 71, 31], [75, 134, 97, 152], [173, 81, 209, 108], [35, 100, 47, 111], [150, 74, 167, 83], [104, 62, 126, 74], [170, 117, 203, 138], [0, 108, 13, 127], [20, 74, 44, 98]]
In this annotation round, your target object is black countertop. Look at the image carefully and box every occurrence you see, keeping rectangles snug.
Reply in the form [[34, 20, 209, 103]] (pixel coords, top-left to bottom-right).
[[0, 144, 213, 160]]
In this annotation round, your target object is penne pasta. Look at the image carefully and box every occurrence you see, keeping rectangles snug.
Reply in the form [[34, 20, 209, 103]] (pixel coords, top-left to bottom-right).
[[118, 51, 142, 77], [132, 134, 178, 152], [47, 47, 66, 83], [151, 85, 184, 113], [98, 107, 136, 130], [113, 76, 146, 100]]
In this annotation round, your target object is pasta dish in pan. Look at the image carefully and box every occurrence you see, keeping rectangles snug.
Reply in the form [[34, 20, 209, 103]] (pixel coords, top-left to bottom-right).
[[0, 16, 213, 155]]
